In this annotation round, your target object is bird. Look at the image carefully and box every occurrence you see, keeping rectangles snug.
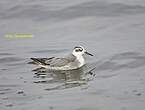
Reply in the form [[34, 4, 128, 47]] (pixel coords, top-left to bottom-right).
[[30, 46, 93, 71]]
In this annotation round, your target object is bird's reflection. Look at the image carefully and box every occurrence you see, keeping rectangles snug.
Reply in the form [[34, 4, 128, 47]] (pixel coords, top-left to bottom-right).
[[32, 64, 96, 91]]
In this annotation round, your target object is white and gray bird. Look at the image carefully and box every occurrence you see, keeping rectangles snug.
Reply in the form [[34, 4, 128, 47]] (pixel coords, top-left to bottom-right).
[[30, 46, 93, 70]]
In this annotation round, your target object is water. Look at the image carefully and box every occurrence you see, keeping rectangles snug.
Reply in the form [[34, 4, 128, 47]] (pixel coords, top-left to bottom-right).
[[0, 0, 145, 110]]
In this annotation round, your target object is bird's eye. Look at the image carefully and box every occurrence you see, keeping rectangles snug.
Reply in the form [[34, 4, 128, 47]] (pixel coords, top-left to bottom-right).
[[79, 49, 83, 51]]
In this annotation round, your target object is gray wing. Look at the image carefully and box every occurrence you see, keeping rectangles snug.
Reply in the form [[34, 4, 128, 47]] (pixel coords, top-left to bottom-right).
[[47, 54, 76, 67], [30, 54, 76, 67]]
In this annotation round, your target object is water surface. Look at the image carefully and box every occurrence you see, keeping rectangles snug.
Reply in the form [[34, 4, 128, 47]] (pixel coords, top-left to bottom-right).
[[0, 0, 145, 110]]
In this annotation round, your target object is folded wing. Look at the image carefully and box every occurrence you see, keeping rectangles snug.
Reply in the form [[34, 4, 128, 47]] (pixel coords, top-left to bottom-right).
[[30, 54, 76, 67]]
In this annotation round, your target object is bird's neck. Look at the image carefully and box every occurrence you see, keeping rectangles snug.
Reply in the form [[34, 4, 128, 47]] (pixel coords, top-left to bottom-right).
[[76, 55, 85, 66]]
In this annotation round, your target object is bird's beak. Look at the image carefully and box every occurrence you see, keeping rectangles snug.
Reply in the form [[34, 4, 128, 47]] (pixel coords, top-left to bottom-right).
[[85, 51, 93, 56]]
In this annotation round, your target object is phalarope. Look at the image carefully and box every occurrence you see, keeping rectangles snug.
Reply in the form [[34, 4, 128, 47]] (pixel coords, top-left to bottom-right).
[[30, 46, 93, 70]]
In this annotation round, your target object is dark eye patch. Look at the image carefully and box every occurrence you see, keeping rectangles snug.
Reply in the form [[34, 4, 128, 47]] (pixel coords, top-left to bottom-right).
[[75, 48, 83, 52]]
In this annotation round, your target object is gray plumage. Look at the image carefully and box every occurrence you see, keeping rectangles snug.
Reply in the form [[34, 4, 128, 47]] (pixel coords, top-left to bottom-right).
[[30, 54, 80, 70]]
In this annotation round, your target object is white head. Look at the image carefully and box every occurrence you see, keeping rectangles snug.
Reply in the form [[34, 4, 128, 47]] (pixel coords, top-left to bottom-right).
[[72, 46, 93, 57]]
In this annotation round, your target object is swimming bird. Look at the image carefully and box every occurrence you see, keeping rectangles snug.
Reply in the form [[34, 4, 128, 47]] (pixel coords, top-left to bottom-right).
[[30, 46, 93, 70]]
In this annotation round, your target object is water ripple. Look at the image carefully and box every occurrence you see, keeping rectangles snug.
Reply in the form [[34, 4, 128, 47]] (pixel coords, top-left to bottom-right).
[[0, 53, 15, 56], [32, 64, 95, 91], [0, 57, 24, 64]]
